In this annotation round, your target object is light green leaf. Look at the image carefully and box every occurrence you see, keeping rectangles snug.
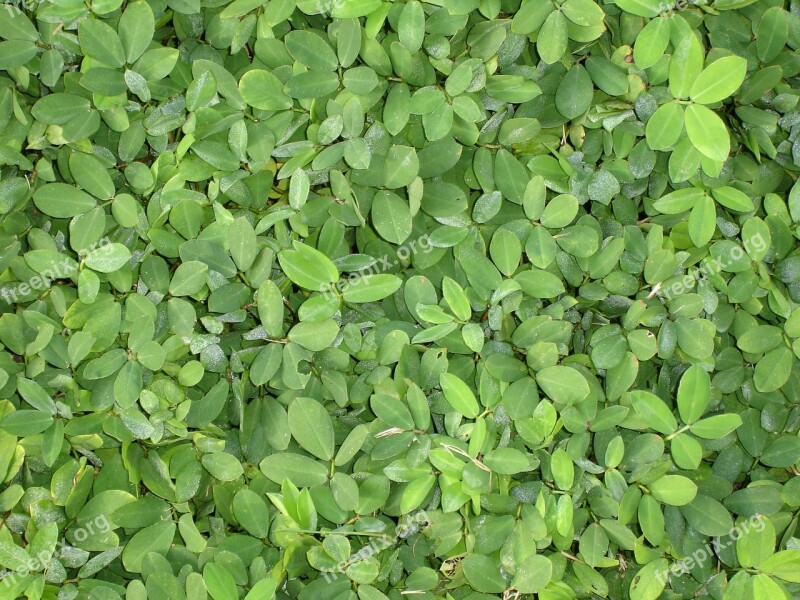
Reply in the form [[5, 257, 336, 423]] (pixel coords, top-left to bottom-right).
[[372, 191, 412, 244], [342, 274, 403, 303], [33, 184, 97, 218], [669, 33, 704, 100], [685, 103, 730, 162], [288, 397, 335, 461], [439, 373, 480, 418], [629, 391, 678, 435], [84, 243, 131, 273], [646, 102, 684, 151], [278, 242, 339, 292], [690, 55, 748, 104], [677, 365, 710, 424], [536, 366, 590, 405]]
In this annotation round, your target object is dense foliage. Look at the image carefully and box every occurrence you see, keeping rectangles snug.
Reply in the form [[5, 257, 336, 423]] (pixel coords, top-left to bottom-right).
[[1, 0, 800, 598]]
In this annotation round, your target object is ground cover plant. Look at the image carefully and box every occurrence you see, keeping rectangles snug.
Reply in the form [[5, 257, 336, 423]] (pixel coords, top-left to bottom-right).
[[1, 0, 800, 598]]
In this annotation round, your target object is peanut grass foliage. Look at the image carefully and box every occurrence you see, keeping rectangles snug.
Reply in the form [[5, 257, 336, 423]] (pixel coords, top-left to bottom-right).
[[1, 0, 800, 599]]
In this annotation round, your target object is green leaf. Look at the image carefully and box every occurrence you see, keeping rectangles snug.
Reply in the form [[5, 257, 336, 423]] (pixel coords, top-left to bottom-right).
[[244, 579, 278, 600], [17, 377, 57, 414], [228, 217, 257, 271], [712, 186, 754, 212], [690, 414, 743, 439], [439, 373, 480, 418], [0, 40, 36, 70], [634, 17, 670, 69], [669, 33, 704, 100], [629, 559, 669, 600], [551, 447, 574, 489], [288, 169, 309, 210], [118, 1, 154, 63], [761, 436, 800, 468], [646, 102, 684, 151], [288, 319, 340, 351], [287, 397, 335, 461], [760, 550, 800, 583], [680, 495, 733, 537], [738, 325, 783, 354], [756, 7, 788, 63], [462, 554, 505, 593], [329, 0, 381, 17], [285, 71, 340, 99], [685, 103, 731, 162], [613, 0, 660, 17], [489, 229, 522, 276], [69, 153, 115, 200], [169, 261, 208, 296], [201, 452, 244, 481], [121, 522, 176, 573], [599, 519, 636, 550], [629, 391, 678, 435], [384, 83, 411, 135], [537, 10, 568, 64], [690, 55, 748, 104], [748, 573, 789, 599], [133, 47, 178, 81], [511, 554, 552, 593], [371, 394, 414, 430], [398, 0, 425, 52], [442, 277, 471, 321], [515, 269, 565, 298], [84, 243, 132, 273], [555, 65, 593, 119], [541, 193, 579, 227], [753, 346, 793, 392], [671, 433, 702, 469], [736, 518, 775, 569], [33, 184, 97, 218], [0, 539, 34, 572], [688, 193, 716, 247], [341, 274, 403, 303], [483, 447, 531, 474], [495, 149, 530, 204], [372, 191, 412, 244], [257, 280, 284, 337], [536, 366, 590, 405], [383, 146, 419, 189], [239, 69, 293, 111], [203, 563, 238, 600], [580, 523, 609, 567], [278, 242, 339, 292], [585, 57, 628, 96], [285, 30, 338, 71], [79, 19, 125, 68], [650, 475, 697, 506], [561, 0, 605, 26], [512, 0, 554, 34], [260, 453, 329, 487], [677, 365, 710, 424], [400, 473, 436, 513]]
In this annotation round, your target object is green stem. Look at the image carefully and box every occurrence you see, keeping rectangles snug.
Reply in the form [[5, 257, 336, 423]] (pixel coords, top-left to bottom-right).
[[665, 424, 691, 441]]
